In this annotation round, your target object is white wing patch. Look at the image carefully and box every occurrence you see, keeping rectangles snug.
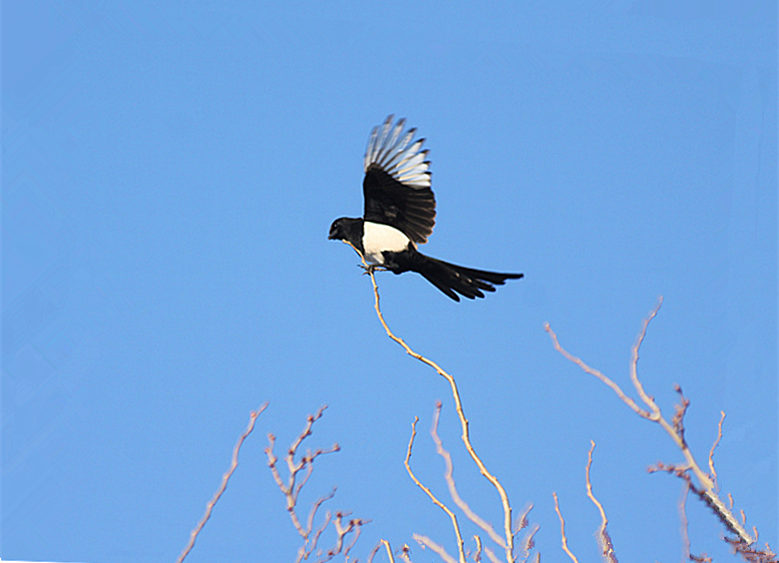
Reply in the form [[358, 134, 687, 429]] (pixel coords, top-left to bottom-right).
[[364, 115, 431, 188], [362, 221, 412, 265]]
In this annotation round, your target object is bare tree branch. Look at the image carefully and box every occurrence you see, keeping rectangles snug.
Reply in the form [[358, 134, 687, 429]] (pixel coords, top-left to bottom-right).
[[343, 240, 515, 562], [473, 535, 483, 562], [708, 411, 725, 489], [316, 511, 371, 563], [430, 401, 506, 550], [266, 406, 368, 562], [372, 539, 396, 563], [585, 441, 617, 562], [482, 545, 502, 563], [552, 492, 578, 563], [517, 521, 539, 563], [367, 542, 383, 563], [679, 481, 692, 563], [307, 510, 332, 562], [545, 299, 757, 547], [405, 416, 467, 563], [544, 326, 652, 420], [177, 402, 268, 563], [513, 503, 533, 536], [414, 533, 459, 563]]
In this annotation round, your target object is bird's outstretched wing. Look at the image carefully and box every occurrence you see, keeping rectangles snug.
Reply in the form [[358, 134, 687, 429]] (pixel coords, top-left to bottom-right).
[[362, 115, 436, 244]]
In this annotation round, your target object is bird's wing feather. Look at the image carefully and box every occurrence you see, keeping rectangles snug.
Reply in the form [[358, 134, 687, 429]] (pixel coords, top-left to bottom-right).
[[362, 116, 436, 244]]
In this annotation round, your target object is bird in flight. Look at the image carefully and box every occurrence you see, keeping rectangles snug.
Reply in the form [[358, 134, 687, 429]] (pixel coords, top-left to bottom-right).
[[328, 115, 523, 301]]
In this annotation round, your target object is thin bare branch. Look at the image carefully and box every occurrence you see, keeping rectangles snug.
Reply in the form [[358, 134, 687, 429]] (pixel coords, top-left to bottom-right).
[[483, 546, 502, 563], [177, 402, 268, 563], [546, 300, 756, 546], [305, 488, 337, 541], [708, 411, 725, 488], [343, 522, 363, 558], [380, 539, 396, 563], [518, 524, 539, 563], [627, 297, 664, 412], [472, 535, 483, 562], [267, 407, 368, 562], [679, 481, 692, 563], [290, 405, 328, 455], [544, 323, 653, 419], [414, 533, 459, 563], [405, 417, 467, 563], [585, 441, 617, 562], [344, 240, 514, 562], [513, 503, 533, 535], [316, 512, 370, 563], [430, 402, 506, 549], [266, 409, 340, 535], [367, 542, 383, 563], [552, 492, 578, 563], [299, 511, 332, 563]]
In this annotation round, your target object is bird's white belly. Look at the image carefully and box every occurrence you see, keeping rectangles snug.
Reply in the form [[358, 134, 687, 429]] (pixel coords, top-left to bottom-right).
[[362, 222, 411, 265]]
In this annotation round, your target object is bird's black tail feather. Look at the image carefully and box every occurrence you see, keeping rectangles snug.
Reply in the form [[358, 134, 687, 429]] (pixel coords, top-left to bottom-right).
[[412, 253, 523, 302]]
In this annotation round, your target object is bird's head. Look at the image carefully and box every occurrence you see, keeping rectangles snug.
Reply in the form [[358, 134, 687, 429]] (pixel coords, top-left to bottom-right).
[[328, 217, 349, 241]]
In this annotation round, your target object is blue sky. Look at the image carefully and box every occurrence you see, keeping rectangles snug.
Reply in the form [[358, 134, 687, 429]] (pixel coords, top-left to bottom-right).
[[2, 2, 776, 562]]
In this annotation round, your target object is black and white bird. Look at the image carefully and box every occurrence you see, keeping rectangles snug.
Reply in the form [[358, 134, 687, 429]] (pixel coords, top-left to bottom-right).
[[328, 116, 523, 301]]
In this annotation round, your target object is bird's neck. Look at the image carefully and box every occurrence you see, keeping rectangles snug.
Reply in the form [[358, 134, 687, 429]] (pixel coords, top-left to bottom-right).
[[340, 218, 365, 252]]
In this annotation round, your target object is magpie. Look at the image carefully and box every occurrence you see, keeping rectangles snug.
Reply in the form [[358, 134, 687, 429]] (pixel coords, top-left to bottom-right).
[[328, 115, 523, 301]]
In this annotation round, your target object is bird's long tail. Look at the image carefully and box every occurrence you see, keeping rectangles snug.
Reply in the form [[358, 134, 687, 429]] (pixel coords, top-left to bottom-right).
[[412, 254, 523, 301]]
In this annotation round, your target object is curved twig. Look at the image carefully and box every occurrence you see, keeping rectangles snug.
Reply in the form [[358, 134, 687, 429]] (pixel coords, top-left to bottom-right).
[[405, 417, 466, 563], [552, 492, 578, 562]]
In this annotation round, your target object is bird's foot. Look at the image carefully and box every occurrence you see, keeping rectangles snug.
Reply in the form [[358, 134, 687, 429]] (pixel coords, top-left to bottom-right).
[[358, 264, 387, 275]]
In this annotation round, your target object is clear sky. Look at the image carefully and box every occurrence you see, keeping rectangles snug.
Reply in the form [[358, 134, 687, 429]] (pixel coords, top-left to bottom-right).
[[2, 2, 776, 562]]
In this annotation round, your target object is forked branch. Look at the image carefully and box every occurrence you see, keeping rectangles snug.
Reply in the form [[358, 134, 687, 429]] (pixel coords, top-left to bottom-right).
[[344, 241, 515, 562], [430, 401, 507, 549], [405, 416, 466, 563], [265, 406, 369, 562], [545, 299, 767, 556]]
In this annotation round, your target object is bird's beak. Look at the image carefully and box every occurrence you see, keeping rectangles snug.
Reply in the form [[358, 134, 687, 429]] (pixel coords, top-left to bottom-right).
[[328, 232, 336, 240]]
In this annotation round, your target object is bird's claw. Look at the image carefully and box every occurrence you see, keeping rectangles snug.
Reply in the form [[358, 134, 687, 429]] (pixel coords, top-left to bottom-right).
[[358, 264, 387, 275]]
